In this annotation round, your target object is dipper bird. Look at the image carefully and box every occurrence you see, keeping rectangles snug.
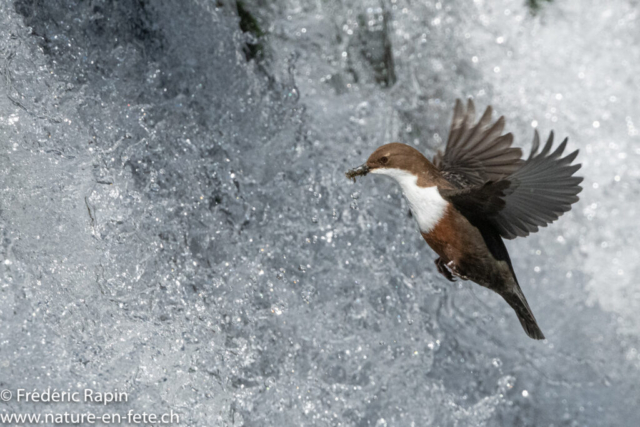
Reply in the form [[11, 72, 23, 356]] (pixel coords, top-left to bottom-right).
[[346, 99, 582, 339]]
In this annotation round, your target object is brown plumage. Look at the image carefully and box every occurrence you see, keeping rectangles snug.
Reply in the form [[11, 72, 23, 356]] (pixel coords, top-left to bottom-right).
[[346, 99, 583, 340]]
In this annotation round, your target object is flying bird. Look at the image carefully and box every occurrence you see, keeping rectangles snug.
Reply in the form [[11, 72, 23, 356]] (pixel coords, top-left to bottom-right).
[[346, 99, 582, 339]]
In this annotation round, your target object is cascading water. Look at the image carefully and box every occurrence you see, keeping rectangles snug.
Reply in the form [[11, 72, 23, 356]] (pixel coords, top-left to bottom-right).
[[1, 0, 639, 425]]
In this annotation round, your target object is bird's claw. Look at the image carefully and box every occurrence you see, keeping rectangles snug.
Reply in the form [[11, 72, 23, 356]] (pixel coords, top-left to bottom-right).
[[435, 257, 456, 282], [446, 260, 469, 281]]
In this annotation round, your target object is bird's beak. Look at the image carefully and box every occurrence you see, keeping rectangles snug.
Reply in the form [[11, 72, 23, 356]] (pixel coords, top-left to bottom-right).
[[345, 164, 370, 182]]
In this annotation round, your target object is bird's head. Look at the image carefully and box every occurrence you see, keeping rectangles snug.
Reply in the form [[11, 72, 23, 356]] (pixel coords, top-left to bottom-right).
[[346, 143, 437, 182]]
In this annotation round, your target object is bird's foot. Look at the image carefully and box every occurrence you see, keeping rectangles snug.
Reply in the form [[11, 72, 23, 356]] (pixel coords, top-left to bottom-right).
[[446, 260, 469, 281], [435, 257, 455, 282]]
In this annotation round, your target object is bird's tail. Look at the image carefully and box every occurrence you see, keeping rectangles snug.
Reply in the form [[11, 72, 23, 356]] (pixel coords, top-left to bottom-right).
[[501, 285, 545, 340]]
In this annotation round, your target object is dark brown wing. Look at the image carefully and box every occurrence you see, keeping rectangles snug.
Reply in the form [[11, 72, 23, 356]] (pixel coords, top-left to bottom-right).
[[434, 99, 523, 188], [440, 130, 582, 240], [439, 180, 509, 220], [492, 130, 583, 239]]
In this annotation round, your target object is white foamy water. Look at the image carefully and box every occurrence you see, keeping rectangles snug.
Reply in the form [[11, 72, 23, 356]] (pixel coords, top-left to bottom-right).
[[1, 0, 639, 425]]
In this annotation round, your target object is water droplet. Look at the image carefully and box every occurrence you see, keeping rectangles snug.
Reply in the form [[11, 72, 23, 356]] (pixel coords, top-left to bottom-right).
[[375, 418, 388, 427], [498, 375, 516, 391]]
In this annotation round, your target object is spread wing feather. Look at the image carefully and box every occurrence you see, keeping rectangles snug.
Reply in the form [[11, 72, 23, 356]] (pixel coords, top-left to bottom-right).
[[437, 100, 582, 240], [492, 131, 583, 239], [434, 99, 524, 187]]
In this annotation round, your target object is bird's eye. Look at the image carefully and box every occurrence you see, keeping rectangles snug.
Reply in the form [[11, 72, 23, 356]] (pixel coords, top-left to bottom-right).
[[380, 156, 389, 164]]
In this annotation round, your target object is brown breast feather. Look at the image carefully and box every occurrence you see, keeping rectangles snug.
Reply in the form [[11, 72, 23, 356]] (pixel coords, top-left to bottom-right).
[[421, 204, 489, 268]]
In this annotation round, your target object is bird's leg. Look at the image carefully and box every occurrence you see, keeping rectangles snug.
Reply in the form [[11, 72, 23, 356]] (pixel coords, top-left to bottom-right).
[[447, 260, 469, 281], [435, 257, 455, 282]]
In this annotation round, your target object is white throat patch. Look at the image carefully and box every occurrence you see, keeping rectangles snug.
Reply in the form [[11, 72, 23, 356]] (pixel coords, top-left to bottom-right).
[[371, 168, 448, 232]]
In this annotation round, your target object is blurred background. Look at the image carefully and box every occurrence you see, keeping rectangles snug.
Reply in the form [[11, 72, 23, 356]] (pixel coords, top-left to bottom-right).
[[1, 0, 639, 425]]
